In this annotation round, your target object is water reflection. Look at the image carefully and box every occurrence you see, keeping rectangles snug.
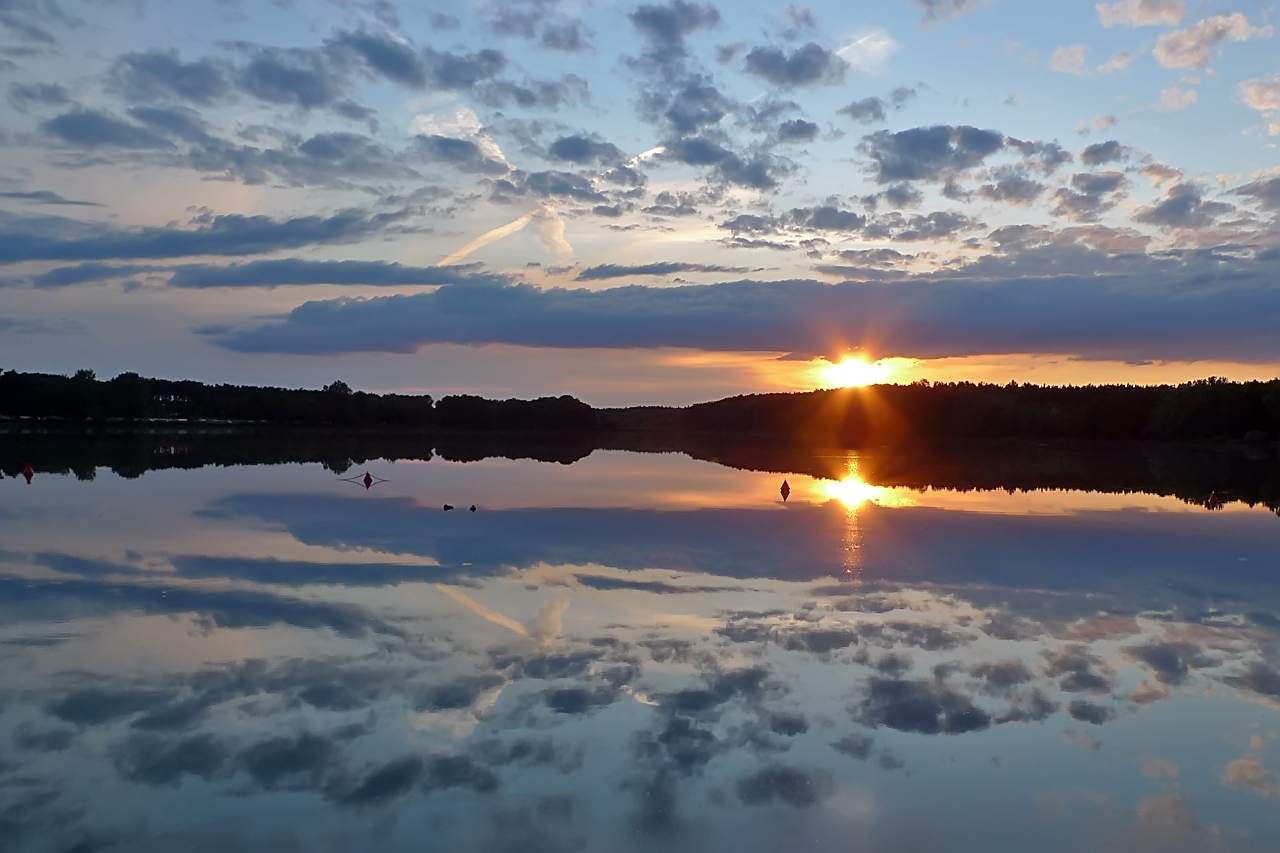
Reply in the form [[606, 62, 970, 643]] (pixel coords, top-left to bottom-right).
[[1, 443, 1279, 851]]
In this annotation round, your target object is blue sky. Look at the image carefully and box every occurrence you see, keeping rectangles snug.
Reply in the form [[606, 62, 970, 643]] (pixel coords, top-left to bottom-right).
[[1, 0, 1278, 403]]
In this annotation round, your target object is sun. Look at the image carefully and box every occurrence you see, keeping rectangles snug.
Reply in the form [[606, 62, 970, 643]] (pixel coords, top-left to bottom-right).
[[818, 356, 893, 388]]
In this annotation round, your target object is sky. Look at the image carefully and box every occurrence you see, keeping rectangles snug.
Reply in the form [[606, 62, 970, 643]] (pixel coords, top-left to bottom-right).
[[0, 0, 1279, 405]]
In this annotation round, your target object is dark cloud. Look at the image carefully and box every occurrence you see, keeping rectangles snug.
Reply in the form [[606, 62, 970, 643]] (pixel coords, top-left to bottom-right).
[[978, 174, 1045, 205], [1079, 140, 1130, 166], [768, 712, 809, 735], [776, 119, 818, 141], [665, 137, 783, 188], [114, 734, 228, 786], [1125, 640, 1215, 685], [110, 50, 232, 105], [1044, 646, 1113, 694], [475, 75, 589, 110], [1066, 699, 1113, 724], [970, 660, 1033, 691], [633, 716, 724, 774], [777, 627, 859, 653], [743, 42, 845, 88], [541, 22, 592, 52], [7, 81, 70, 110], [0, 207, 404, 263], [235, 46, 346, 109], [1051, 171, 1127, 221], [1133, 182, 1227, 230], [236, 732, 337, 790], [719, 214, 779, 234], [429, 12, 461, 30], [840, 97, 886, 124], [330, 30, 430, 88], [788, 206, 866, 230], [1007, 138, 1072, 172], [525, 170, 606, 201], [628, 1, 721, 48], [417, 675, 506, 711], [890, 86, 918, 107], [335, 756, 423, 806], [207, 258, 1280, 363], [1236, 176, 1280, 211], [416, 134, 510, 174], [544, 686, 617, 714], [832, 733, 874, 759], [11, 724, 74, 753], [856, 676, 991, 734], [880, 182, 923, 208], [42, 108, 174, 150], [1225, 663, 1280, 698], [737, 766, 834, 807], [575, 262, 751, 281], [547, 135, 623, 164], [652, 78, 736, 134], [0, 190, 98, 206], [864, 209, 983, 240], [861, 125, 1006, 183], [47, 687, 176, 727], [168, 259, 503, 289]]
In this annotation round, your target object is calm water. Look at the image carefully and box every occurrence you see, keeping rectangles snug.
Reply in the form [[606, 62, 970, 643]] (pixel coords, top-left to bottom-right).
[[3, 443, 1280, 852]]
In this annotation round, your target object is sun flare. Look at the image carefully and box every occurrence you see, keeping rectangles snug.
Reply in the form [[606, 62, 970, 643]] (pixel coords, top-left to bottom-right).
[[818, 356, 893, 388]]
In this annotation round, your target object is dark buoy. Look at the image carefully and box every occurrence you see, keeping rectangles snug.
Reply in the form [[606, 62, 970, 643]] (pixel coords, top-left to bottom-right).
[[1207, 490, 1222, 511], [780, 479, 790, 502], [469, 505, 476, 512], [23, 463, 34, 485], [362, 472, 374, 490], [443, 504, 454, 511]]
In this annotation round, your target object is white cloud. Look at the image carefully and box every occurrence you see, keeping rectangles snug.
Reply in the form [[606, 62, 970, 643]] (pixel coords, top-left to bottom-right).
[[1155, 85, 1197, 111], [836, 28, 900, 74], [1153, 13, 1274, 70], [410, 105, 509, 165], [1050, 44, 1089, 75], [1099, 51, 1136, 73], [1097, 0, 1185, 28], [1094, 114, 1118, 130], [1238, 76, 1280, 136]]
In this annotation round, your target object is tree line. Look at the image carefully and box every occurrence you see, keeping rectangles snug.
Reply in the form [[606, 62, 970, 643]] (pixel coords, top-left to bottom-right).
[[2, 368, 1278, 443]]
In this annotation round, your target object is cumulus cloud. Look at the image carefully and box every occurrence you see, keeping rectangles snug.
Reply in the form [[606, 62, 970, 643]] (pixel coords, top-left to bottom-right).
[[1237, 76, 1280, 135], [110, 50, 232, 105], [1133, 182, 1230, 229], [860, 124, 1005, 183], [840, 97, 887, 124], [1096, 0, 1185, 28], [744, 42, 846, 87], [1153, 84, 1197, 112], [1049, 45, 1089, 75], [1079, 140, 1130, 165], [1153, 14, 1273, 70]]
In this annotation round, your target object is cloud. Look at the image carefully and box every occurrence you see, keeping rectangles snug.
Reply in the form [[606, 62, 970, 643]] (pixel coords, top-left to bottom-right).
[[628, 1, 721, 48], [1154, 85, 1197, 112], [1079, 140, 1130, 165], [978, 174, 1044, 205], [42, 108, 174, 150], [909, 0, 989, 24], [1050, 45, 1089, 75], [547, 135, 623, 164], [1153, 13, 1273, 70], [1051, 170, 1127, 221], [166, 260, 505, 289], [1099, 51, 1136, 73], [1124, 640, 1215, 685], [1237, 76, 1280, 135], [7, 81, 71, 110], [1236, 176, 1280, 211], [788, 206, 866, 230], [1097, 0, 1185, 28], [776, 118, 819, 141], [835, 29, 899, 74], [0, 190, 98, 206], [575, 262, 751, 281], [1066, 699, 1113, 724], [1133, 182, 1229, 229], [0, 207, 404, 263], [861, 124, 1006, 183], [737, 766, 834, 808], [856, 676, 991, 734], [840, 97, 887, 124], [744, 42, 845, 87], [207, 253, 1280, 363], [416, 134, 510, 174], [115, 734, 228, 786], [110, 50, 232, 105]]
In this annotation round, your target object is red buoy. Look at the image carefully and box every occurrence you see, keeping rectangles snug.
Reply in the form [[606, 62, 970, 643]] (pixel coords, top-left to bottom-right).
[[363, 472, 373, 489], [780, 479, 791, 502], [22, 463, 34, 485]]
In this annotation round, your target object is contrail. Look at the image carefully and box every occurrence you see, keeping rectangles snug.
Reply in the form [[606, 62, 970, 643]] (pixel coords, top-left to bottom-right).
[[436, 210, 538, 266], [435, 584, 529, 637]]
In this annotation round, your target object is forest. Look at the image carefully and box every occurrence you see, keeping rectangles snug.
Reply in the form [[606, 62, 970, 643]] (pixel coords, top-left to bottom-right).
[[1, 368, 1278, 444]]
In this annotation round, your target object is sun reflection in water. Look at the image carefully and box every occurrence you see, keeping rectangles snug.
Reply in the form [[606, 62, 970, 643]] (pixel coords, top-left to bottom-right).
[[817, 459, 915, 576]]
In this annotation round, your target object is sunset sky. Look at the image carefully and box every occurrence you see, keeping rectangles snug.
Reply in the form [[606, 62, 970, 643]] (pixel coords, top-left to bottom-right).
[[1, 0, 1278, 404]]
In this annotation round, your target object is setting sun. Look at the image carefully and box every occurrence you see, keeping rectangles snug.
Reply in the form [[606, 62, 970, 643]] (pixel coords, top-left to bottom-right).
[[818, 356, 893, 388]]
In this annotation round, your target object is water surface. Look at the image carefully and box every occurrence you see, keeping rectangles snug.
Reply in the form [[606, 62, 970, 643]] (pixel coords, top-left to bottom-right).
[[3, 443, 1280, 852]]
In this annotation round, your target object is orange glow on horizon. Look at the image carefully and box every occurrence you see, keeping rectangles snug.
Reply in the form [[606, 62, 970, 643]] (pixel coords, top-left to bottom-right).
[[816, 356, 899, 388]]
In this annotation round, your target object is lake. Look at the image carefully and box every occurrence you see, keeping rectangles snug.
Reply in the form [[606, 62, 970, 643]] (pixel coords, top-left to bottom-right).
[[3, 436, 1280, 852]]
